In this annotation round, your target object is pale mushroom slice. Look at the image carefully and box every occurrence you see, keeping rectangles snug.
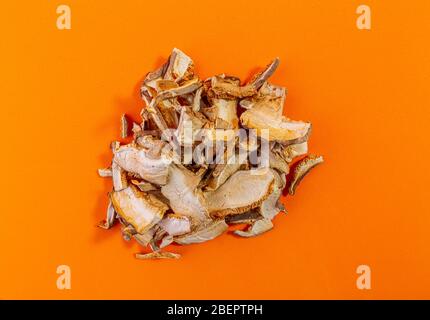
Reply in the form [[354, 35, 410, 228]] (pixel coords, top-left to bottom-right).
[[288, 154, 324, 195], [159, 214, 191, 236], [257, 170, 286, 220], [206, 75, 240, 128], [240, 105, 311, 142], [120, 114, 129, 138], [175, 106, 207, 146], [110, 185, 168, 234], [233, 218, 274, 238], [130, 179, 158, 192], [240, 82, 286, 116], [97, 200, 116, 230], [205, 149, 245, 191], [112, 162, 128, 191], [113, 143, 172, 185], [174, 220, 228, 245], [98, 167, 112, 178], [135, 251, 181, 260], [269, 149, 290, 174], [205, 168, 275, 219], [163, 48, 195, 83], [161, 165, 209, 221], [273, 141, 308, 163]]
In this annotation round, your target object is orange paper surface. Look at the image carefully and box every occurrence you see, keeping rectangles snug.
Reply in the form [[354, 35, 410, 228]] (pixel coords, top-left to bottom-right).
[[1, 0, 429, 299]]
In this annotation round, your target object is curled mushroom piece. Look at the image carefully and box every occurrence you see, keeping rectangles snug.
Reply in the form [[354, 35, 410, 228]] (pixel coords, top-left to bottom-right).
[[97, 48, 323, 259], [174, 220, 228, 245], [234, 219, 274, 238], [288, 155, 324, 195], [136, 251, 181, 260]]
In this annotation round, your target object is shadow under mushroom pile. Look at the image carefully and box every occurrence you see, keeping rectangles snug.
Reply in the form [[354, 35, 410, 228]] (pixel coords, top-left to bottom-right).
[[98, 48, 323, 259]]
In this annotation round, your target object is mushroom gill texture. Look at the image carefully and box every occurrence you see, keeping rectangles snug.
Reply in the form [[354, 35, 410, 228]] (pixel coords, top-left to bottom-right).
[[97, 48, 323, 259]]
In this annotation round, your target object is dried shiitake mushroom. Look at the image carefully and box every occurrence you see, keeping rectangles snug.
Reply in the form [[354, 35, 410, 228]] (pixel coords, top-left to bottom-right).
[[97, 48, 323, 259]]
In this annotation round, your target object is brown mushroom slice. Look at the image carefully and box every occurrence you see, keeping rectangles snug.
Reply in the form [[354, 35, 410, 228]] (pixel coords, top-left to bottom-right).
[[159, 214, 191, 236], [205, 168, 275, 219], [288, 155, 324, 195], [98, 167, 112, 178], [247, 58, 280, 91], [110, 186, 168, 234], [174, 220, 228, 245], [97, 200, 116, 230], [135, 251, 181, 260], [113, 144, 172, 185], [240, 106, 311, 142], [161, 165, 209, 221], [233, 218, 273, 238], [225, 210, 263, 225]]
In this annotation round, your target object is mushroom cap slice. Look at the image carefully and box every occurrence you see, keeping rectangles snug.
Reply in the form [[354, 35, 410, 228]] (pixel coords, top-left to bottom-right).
[[159, 214, 191, 236], [205, 168, 275, 219], [240, 106, 311, 142], [234, 219, 273, 238], [110, 186, 168, 234], [288, 154, 324, 195], [174, 220, 228, 245], [161, 165, 209, 221], [136, 251, 181, 260], [257, 170, 286, 220], [113, 144, 172, 185]]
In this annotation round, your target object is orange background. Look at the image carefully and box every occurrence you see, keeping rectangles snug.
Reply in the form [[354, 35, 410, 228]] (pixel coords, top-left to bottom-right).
[[1, 0, 429, 299]]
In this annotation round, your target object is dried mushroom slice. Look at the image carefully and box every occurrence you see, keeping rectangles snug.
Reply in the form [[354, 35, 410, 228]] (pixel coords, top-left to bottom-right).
[[113, 144, 172, 185], [240, 106, 311, 142], [164, 48, 195, 83], [234, 219, 273, 238], [257, 170, 286, 220], [205, 168, 275, 219], [135, 251, 181, 260], [110, 185, 168, 234], [112, 162, 128, 191], [98, 167, 112, 178], [225, 210, 263, 225], [174, 220, 228, 245], [161, 165, 209, 221], [159, 214, 191, 236], [120, 114, 129, 139], [97, 200, 116, 230], [288, 154, 324, 195]]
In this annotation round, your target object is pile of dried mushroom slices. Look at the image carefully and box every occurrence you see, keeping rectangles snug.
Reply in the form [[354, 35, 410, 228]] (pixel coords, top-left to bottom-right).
[[98, 48, 323, 260]]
